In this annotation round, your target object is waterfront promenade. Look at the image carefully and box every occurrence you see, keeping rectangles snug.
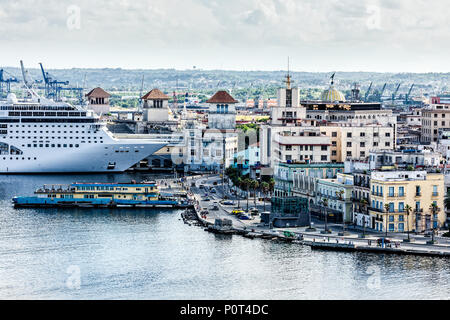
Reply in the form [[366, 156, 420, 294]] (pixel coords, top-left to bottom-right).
[[183, 174, 450, 257]]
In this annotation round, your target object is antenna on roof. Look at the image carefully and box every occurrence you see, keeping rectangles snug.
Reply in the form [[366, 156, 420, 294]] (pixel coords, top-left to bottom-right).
[[330, 72, 336, 86], [285, 56, 292, 89]]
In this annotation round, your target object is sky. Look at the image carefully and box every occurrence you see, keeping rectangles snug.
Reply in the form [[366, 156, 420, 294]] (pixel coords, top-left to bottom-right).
[[0, 0, 449, 72]]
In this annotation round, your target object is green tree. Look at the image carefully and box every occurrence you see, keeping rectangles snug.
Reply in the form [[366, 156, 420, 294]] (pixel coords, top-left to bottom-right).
[[405, 204, 412, 242]]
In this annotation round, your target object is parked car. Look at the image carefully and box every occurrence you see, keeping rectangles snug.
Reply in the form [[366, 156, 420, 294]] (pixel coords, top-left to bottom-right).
[[210, 188, 216, 193], [222, 200, 234, 205], [249, 208, 259, 215], [238, 214, 251, 220], [203, 197, 211, 202], [199, 185, 205, 189], [232, 209, 245, 215], [209, 205, 219, 211]]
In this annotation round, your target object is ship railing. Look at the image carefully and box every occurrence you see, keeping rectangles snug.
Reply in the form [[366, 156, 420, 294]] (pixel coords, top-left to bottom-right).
[[35, 184, 76, 193]]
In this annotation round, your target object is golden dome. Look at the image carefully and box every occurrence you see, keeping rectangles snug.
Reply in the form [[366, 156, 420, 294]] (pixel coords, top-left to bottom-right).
[[321, 85, 346, 102]]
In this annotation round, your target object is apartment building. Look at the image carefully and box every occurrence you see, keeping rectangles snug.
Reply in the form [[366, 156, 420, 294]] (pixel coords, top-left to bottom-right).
[[320, 124, 395, 162], [421, 104, 450, 143], [368, 170, 445, 233]]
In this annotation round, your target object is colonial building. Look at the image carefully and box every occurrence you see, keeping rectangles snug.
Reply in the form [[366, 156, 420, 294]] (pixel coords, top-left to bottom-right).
[[206, 90, 238, 130], [141, 88, 171, 122], [369, 170, 445, 233], [85, 87, 111, 115]]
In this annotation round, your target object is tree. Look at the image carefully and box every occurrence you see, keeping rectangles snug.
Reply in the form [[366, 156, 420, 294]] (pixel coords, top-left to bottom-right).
[[429, 203, 440, 243], [321, 198, 329, 233], [260, 182, 269, 212], [405, 204, 412, 242], [384, 203, 391, 237], [268, 178, 275, 197], [445, 191, 450, 211], [243, 178, 252, 211], [251, 180, 259, 206], [237, 177, 243, 208]]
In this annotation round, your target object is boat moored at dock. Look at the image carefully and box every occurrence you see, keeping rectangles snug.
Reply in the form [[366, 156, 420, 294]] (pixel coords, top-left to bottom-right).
[[12, 180, 191, 209]]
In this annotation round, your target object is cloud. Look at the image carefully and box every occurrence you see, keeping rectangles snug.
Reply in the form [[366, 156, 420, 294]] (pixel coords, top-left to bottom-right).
[[0, 0, 448, 71]]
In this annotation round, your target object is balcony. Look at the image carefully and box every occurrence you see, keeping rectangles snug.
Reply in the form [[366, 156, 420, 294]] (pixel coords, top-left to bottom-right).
[[387, 193, 406, 198], [371, 192, 383, 197], [414, 192, 422, 197], [432, 192, 439, 197]]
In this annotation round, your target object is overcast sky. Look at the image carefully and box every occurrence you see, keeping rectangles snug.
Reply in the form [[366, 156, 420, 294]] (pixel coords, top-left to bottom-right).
[[0, 0, 449, 72]]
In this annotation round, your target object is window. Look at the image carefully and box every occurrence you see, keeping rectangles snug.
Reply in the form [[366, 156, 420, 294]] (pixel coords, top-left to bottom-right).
[[399, 202, 404, 212], [389, 224, 394, 232], [385, 132, 391, 137], [398, 223, 404, 232], [347, 132, 352, 138], [332, 132, 337, 137], [399, 186, 404, 197], [389, 187, 394, 196], [321, 145, 328, 151], [347, 142, 352, 147], [385, 142, 390, 147], [360, 132, 365, 137], [321, 155, 327, 161], [360, 142, 365, 147], [389, 215, 394, 222], [389, 202, 394, 212]]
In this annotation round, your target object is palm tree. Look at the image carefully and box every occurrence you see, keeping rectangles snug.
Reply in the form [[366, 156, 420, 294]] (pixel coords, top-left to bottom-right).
[[384, 203, 390, 238], [360, 199, 369, 237], [268, 178, 275, 197], [322, 198, 329, 233], [244, 178, 252, 211], [260, 182, 269, 212], [405, 204, 412, 242], [429, 203, 440, 243], [252, 180, 259, 206], [237, 177, 244, 208], [336, 190, 346, 234], [445, 191, 450, 211]]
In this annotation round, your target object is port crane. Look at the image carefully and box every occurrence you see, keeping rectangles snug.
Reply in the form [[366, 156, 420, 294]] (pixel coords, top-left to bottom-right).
[[364, 82, 373, 102], [0, 69, 18, 98], [405, 84, 415, 104], [38, 62, 83, 103], [391, 83, 401, 105]]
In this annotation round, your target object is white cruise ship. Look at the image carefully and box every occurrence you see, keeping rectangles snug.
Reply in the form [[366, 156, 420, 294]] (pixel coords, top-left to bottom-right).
[[0, 92, 167, 173]]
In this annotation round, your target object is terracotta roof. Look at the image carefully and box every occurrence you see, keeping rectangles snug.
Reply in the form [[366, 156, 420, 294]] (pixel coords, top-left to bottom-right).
[[206, 90, 238, 104], [141, 88, 169, 100], [85, 87, 110, 98]]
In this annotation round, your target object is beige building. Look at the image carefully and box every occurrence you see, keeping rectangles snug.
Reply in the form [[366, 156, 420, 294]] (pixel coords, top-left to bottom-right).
[[320, 124, 395, 163], [421, 105, 450, 143], [369, 170, 445, 233]]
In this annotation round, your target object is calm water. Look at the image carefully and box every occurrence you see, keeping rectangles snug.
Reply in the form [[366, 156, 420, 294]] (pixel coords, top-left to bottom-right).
[[0, 173, 449, 300]]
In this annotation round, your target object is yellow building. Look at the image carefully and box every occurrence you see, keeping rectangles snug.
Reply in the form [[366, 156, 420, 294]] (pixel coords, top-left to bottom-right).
[[368, 170, 445, 233]]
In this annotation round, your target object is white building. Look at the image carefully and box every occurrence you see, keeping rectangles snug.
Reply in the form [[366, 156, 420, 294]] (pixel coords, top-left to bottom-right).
[[206, 90, 237, 130], [141, 88, 171, 122]]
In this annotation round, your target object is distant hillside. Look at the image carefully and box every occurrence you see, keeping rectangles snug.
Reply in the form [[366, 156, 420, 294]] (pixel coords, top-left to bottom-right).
[[2, 67, 449, 98]]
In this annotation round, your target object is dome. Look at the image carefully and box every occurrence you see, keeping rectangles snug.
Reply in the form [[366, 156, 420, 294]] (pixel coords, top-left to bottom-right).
[[321, 85, 346, 102]]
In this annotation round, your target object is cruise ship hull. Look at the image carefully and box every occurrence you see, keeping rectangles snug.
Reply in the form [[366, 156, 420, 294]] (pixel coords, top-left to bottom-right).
[[0, 141, 167, 173]]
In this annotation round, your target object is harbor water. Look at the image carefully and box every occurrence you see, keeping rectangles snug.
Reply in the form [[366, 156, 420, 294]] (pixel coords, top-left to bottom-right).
[[0, 174, 449, 299]]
